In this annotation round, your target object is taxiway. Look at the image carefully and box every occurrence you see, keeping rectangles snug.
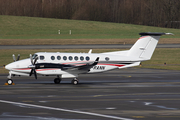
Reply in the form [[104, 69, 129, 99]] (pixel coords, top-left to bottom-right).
[[0, 44, 180, 49], [0, 68, 180, 120]]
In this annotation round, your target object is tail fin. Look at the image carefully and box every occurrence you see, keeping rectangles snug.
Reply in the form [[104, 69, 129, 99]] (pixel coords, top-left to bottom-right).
[[127, 32, 173, 60]]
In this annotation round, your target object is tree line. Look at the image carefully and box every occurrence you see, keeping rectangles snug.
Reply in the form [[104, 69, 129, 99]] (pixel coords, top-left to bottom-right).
[[0, 0, 180, 28]]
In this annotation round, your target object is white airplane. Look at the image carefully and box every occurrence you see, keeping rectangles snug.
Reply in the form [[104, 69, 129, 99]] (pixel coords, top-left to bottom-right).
[[5, 32, 173, 85]]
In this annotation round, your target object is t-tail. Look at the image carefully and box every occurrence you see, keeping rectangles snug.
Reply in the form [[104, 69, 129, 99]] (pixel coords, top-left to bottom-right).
[[127, 32, 173, 61]]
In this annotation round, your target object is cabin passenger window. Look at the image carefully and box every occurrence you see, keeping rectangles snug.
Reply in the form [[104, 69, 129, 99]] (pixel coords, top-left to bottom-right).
[[40, 56, 45, 60], [86, 56, 90, 61], [63, 56, 67, 61], [80, 56, 84, 61], [74, 56, 78, 61], [105, 57, 110, 61], [57, 56, 61, 60], [51, 56, 55, 60], [69, 56, 73, 61]]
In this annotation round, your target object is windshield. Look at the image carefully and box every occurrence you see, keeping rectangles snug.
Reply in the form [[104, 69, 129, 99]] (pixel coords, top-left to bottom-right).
[[32, 54, 38, 59]]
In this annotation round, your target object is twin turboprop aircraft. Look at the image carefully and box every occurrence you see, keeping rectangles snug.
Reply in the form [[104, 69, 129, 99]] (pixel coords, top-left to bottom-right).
[[5, 32, 173, 85]]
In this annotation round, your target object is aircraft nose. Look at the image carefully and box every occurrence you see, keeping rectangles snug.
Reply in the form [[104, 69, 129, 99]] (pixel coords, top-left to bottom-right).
[[5, 64, 11, 70], [5, 62, 16, 70]]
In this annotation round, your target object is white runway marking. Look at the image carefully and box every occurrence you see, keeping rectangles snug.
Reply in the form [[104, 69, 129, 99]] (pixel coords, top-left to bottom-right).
[[0, 99, 133, 120], [144, 102, 178, 110]]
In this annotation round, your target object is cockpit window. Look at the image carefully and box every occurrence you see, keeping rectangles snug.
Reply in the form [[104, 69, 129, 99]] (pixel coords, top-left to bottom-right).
[[32, 54, 38, 59]]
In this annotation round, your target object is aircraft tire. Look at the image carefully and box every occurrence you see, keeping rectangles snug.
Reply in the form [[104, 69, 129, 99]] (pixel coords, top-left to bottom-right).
[[7, 79, 13, 85], [72, 79, 78, 85], [54, 78, 61, 84]]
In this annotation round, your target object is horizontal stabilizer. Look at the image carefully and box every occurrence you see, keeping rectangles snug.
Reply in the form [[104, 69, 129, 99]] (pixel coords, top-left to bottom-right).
[[139, 32, 174, 36]]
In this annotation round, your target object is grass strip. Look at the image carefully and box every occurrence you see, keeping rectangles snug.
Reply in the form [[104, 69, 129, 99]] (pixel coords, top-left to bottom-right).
[[1, 15, 180, 39]]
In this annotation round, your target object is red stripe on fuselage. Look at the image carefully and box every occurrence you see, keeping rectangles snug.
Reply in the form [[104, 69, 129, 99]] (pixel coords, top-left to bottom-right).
[[12, 63, 126, 72], [13, 68, 59, 71], [98, 63, 125, 67], [36, 69, 59, 71], [13, 68, 31, 70]]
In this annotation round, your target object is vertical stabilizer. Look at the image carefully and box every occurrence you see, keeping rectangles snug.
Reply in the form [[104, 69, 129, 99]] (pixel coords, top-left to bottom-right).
[[127, 32, 173, 60]]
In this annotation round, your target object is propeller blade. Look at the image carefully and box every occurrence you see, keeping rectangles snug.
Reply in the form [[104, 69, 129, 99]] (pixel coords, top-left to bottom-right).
[[16, 54, 20, 61], [29, 54, 38, 79], [12, 54, 16, 62], [34, 69, 37, 79], [29, 69, 33, 76], [33, 56, 38, 65], [30, 54, 33, 65], [29, 68, 37, 79], [30, 69, 37, 79]]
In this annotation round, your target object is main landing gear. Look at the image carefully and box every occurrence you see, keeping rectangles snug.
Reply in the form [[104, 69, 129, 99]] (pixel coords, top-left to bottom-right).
[[54, 77, 79, 85], [54, 78, 61, 84], [71, 78, 79, 85]]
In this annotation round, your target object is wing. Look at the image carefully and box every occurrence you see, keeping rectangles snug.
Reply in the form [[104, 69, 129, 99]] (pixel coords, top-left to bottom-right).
[[35, 57, 99, 73], [66, 57, 99, 72]]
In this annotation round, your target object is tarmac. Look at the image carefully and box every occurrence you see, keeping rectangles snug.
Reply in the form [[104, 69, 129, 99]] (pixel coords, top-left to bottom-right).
[[0, 67, 180, 120]]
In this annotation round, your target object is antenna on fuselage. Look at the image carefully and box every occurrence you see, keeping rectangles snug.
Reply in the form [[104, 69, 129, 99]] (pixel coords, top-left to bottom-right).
[[88, 49, 92, 54]]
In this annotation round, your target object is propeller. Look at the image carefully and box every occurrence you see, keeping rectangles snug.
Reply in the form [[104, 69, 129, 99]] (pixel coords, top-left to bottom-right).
[[17, 54, 20, 61], [12, 54, 20, 62], [29, 54, 38, 79]]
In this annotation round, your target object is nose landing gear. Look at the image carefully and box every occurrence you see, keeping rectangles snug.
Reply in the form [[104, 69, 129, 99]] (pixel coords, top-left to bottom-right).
[[5, 72, 15, 85], [6, 79, 13, 85]]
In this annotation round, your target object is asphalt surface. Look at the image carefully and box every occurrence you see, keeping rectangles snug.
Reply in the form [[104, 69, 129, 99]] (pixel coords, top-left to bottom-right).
[[0, 68, 180, 120], [1, 44, 180, 49]]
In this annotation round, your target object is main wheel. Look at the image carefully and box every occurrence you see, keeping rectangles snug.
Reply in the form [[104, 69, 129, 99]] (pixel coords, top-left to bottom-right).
[[54, 78, 61, 84], [7, 79, 13, 85], [71, 79, 78, 85]]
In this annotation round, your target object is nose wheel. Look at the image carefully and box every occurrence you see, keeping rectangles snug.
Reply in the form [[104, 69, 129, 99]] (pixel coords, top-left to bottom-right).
[[6, 79, 13, 85]]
